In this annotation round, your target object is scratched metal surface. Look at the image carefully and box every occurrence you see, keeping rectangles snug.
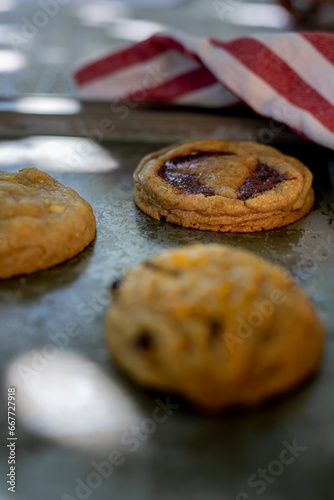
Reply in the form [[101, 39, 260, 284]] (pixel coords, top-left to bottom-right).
[[0, 127, 333, 500]]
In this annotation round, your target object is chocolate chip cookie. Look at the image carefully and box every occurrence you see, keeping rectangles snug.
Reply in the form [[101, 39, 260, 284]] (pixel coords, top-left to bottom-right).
[[105, 244, 324, 411], [0, 168, 96, 278], [133, 140, 314, 232]]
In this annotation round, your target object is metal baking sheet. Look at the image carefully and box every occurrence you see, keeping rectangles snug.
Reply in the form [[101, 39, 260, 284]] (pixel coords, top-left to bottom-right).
[[0, 114, 333, 500]]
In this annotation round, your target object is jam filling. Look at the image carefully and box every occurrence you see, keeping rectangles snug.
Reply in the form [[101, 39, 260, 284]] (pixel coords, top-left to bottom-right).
[[158, 151, 234, 197], [237, 163, 289, 201]]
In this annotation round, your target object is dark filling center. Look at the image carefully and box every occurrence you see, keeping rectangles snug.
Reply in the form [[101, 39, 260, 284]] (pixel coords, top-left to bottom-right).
[[237, 163, 289, 201], [158, 151, 234, 197], [158, 152, 289, 200], [110, 277, 123, 293], [134, 331, 153, 351]]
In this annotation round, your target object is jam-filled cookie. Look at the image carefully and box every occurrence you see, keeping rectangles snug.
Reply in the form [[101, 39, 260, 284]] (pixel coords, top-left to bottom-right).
[[0, 168, 96, 278], [133, 140, 314, 232], [105, 244, 324, 412]]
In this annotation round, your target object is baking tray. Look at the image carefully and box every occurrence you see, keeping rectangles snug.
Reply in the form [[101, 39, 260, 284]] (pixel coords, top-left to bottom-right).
[[0, 106, 333, 500]]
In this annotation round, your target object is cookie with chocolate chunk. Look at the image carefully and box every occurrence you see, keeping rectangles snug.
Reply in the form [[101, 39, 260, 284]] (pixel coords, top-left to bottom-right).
[[0, 168, 96, 278], [105, 244, 324, 412], [133, 140, 314, 232]]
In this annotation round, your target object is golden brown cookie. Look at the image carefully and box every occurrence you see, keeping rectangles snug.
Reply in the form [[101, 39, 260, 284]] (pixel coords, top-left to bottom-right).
[[0, 168, 96, 278], [133, 140, 314, 232], [105, 244, 324, 412]]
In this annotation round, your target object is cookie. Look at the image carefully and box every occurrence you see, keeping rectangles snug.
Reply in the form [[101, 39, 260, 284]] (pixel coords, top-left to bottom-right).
[[133, 140, 314, 232], [105, 244, 324, 411], [0, 168, 96, 278]]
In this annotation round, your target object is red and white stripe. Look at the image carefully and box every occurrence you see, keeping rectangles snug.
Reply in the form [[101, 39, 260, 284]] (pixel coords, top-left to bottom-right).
[[75, 31, 334, 150]]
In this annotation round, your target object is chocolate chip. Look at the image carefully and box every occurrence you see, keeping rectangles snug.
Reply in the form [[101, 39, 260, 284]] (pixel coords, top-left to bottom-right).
[[134, 331, 154, 351], [158, 165, 215, 197], [158, 150, 234, 197], [159, 215, 167, 222], [110, 277, 123, 292], [143, 261, 159, 271], [238, 163, 289, 201], [210, 320, 222, 339], [165, 150, 235, 167], [143, 260, 179, 276]]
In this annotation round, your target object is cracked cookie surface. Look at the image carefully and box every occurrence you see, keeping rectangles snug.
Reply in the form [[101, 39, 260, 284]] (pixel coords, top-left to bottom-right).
[[105, 244, 324, 411], [0, 168, 96, 278], [133, 140, 314, 232]]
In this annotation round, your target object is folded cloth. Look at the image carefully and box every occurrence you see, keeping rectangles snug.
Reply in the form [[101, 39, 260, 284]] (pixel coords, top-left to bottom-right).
[[75, 31, 334, 150]]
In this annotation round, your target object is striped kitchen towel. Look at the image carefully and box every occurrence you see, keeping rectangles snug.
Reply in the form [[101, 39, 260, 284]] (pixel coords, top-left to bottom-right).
[[75, 31, 334, 150]]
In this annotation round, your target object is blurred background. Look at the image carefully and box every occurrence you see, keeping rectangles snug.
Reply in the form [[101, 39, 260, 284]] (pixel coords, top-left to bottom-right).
[[0, 0, 333, 100]]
